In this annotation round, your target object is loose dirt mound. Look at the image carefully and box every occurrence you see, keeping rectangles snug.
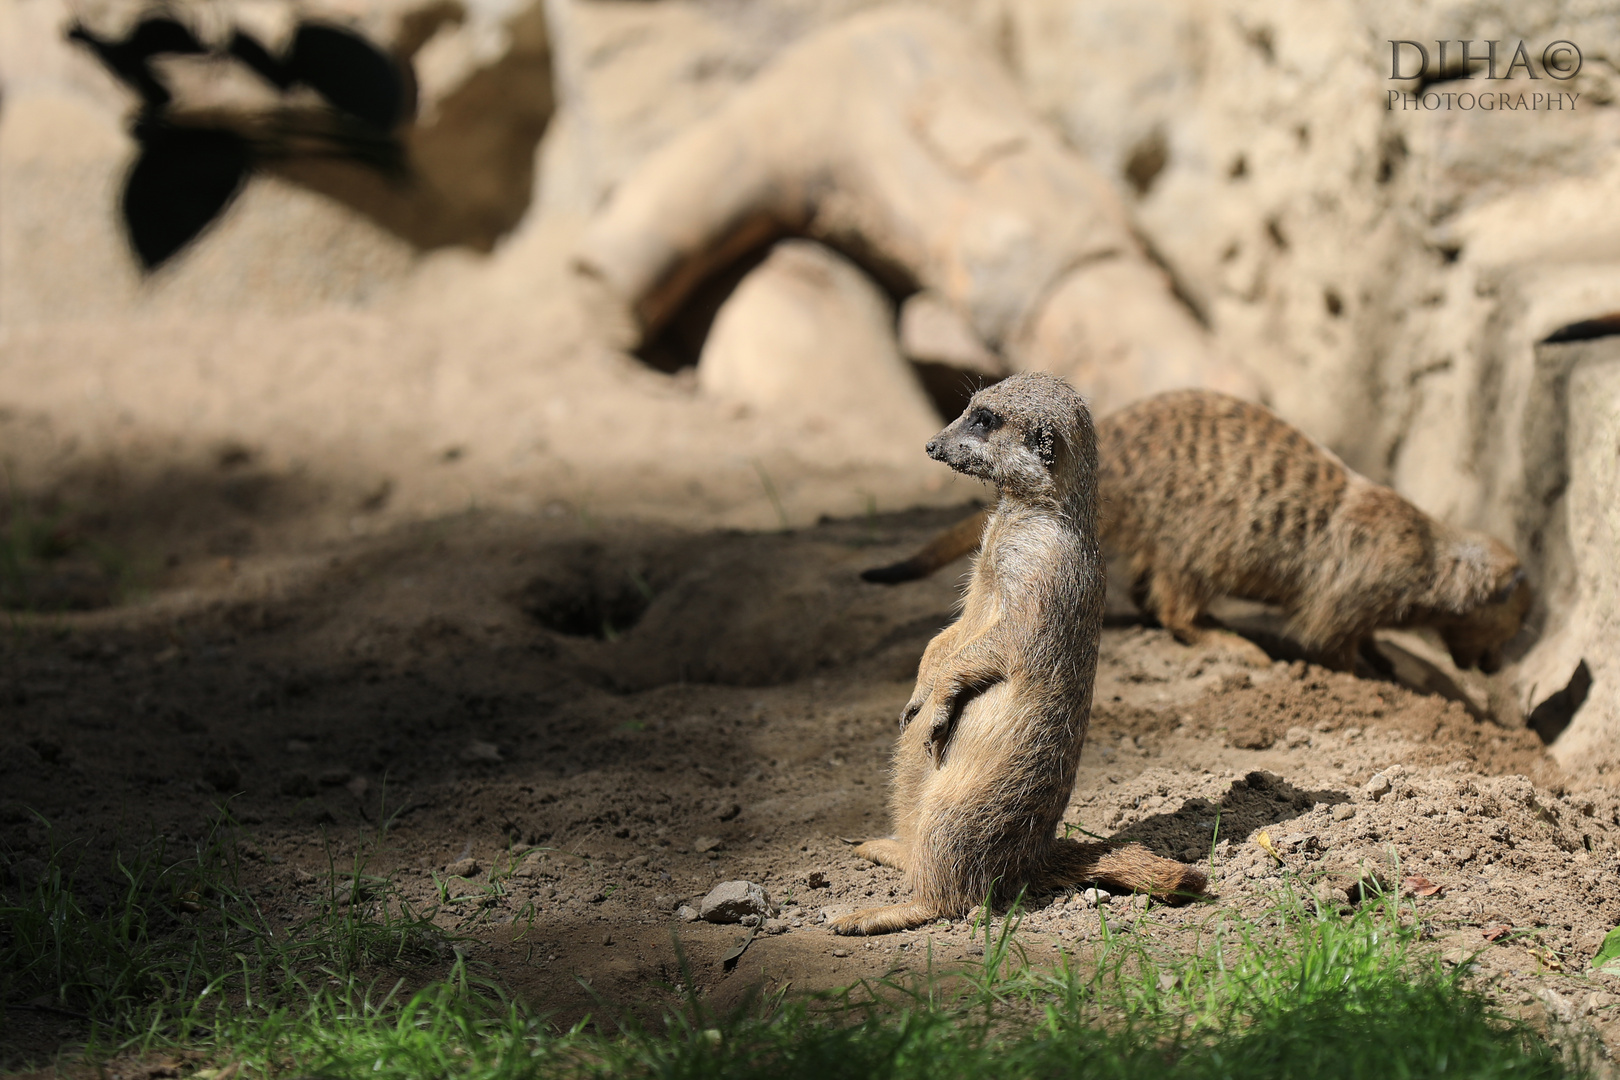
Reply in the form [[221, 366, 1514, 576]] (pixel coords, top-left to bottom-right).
[[3, 508, 1618, 1059]]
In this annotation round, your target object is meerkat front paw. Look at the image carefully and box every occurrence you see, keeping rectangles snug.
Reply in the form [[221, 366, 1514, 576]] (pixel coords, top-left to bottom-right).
[[924, 701, 958, 766], [899, 690, 930, 731], [852, 838, 909, 870], [828, 902, 935, 935], [1199, 628, 1272, 669]]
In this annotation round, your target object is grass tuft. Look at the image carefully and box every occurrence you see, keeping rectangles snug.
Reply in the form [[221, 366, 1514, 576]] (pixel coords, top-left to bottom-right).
[[1, 809, 451, 1063], [1, 819, 1592, 1078]]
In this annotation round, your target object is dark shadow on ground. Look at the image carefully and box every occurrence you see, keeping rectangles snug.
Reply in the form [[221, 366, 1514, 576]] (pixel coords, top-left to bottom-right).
[[0, 443, 359, 612], [1112, 770, 1351, 861]]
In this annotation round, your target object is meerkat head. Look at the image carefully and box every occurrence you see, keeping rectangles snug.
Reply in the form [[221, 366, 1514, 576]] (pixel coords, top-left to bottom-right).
[[1429, 532, 1531, 673], [924, 373, 1096, 502]]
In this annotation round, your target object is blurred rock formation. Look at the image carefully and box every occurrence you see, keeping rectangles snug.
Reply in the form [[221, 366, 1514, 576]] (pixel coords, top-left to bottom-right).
[[575, 6, 1260, 420], [4, 0, 1620, 770]]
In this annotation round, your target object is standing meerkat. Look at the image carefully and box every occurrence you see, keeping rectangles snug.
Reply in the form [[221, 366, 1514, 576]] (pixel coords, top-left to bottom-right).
[[831, 373, 1206, 937], [863, 390, 1530, 674]]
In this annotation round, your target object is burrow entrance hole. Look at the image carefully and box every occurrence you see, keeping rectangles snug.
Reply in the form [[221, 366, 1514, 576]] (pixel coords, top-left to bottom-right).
[[519, 569, 655, 640]]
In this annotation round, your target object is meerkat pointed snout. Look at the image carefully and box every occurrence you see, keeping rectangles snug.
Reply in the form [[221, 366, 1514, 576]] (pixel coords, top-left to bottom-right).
[[924, 404, 1005, 479], [830, 373, 1206, 937]]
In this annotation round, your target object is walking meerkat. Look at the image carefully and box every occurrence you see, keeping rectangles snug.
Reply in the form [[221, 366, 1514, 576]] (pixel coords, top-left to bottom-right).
[[830, 373, 1206, 937], [863, 389, 1530, 674]]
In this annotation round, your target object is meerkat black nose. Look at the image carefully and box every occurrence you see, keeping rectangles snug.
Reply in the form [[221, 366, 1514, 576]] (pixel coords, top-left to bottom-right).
[[925, 438, 941, 459]]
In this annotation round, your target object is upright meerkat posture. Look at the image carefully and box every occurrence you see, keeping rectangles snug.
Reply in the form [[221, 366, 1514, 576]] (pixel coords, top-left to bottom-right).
[[863, 390, 1530, 674], [831, 374, 1206, 937]]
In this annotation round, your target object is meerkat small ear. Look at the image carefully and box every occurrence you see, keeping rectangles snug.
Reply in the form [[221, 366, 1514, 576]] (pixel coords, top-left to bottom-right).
[[1024, 421, 1056, 468], [1489, 568, 1526, 605]]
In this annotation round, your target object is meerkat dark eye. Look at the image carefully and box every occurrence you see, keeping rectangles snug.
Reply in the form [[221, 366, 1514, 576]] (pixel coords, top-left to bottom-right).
[[965, 408, 1003, 437]]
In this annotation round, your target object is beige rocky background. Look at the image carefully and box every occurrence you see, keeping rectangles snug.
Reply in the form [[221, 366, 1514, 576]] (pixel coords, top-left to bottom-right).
[[1, 0, 1617, 770]]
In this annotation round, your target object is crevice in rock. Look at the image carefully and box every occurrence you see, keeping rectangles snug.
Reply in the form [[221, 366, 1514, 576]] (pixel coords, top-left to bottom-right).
[[631, 230, 987, 419], [1542, 312, 1620, 344], [1528, 659, 1592, 745], [634, 241, 777, 375], [1122, 127, 1168, 196]]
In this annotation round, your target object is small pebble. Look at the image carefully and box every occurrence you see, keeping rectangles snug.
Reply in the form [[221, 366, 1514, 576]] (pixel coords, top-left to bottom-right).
[[460, 740, 503, 763], [699, 880, 775, 923]]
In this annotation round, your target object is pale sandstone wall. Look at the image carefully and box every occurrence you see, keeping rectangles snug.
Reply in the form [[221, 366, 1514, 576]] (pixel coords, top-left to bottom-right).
[[3, 0, 1618, 768]]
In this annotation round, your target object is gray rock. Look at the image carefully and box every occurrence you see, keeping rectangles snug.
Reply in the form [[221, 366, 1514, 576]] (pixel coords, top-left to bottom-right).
[[1080, 887, 1112, 907], [1538, 987, 1577, 1026], [699, 880, 776, 924], [676, 905, 700, 922]]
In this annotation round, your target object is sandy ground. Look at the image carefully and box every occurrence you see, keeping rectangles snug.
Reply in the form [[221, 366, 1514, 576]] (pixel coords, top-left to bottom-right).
[[5, 501, 1620, 1064]]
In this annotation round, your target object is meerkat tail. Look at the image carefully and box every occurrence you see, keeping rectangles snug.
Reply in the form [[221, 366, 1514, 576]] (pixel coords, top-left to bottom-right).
[[828, 901, 938, 936], [1042, 839, 1209, 903], [860, 508, 990, 584], [852, 838, 910, 871]]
